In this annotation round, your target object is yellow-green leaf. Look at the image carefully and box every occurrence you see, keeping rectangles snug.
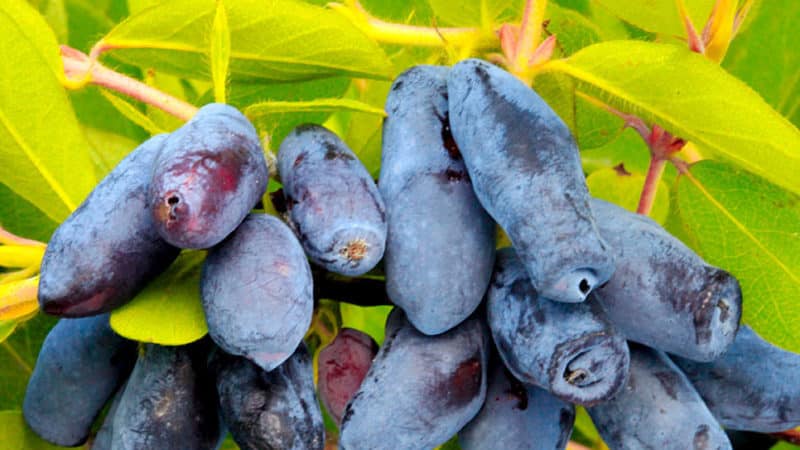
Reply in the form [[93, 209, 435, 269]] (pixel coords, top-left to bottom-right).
[[339, 303, 392, 345], [0, 0, 97, 222], [210, 0, 230, 103], [245, 98, 386, 119], [723, 0, 800, 123], [110, 252, 208, 346], [546, 40, 800, 196], [593, 0, 715, 37], [98, 0, 391, 82], [0, 410, 78, 449], [426, 0, 514, 28], [99, 89, 166, 135], [675, 161, 800, 352]]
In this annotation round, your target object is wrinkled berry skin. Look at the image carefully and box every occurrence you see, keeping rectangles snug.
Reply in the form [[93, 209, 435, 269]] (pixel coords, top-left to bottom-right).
[[212, 345, 324, 450], [380, 65, 495, 335], [318, 328, 378, 425], [447, 58, 614, 303], [23, 315, 136, 447], [38, 134, 179, 317], [150, 103, 268, 249], [672, 326, 800, 432], [588, 345, 732, 450], [592, 199, 742, 362], [277, 124, 386, 276], [111, 341, 222, 450], [487, 248, 629, 406], [459, 358, 575, 450], [201, 214, 313, 372], [339, 310, 489, 450]]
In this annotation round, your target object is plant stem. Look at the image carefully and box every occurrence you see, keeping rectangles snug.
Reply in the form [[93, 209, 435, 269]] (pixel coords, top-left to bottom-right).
[[636, 157, 666, 215], [329, 1, 497, 49], [60, 45, 198, 122], [313, 269, 392, 307]]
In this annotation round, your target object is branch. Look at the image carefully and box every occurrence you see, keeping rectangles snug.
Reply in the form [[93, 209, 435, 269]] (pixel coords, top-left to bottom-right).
[[313, 269, 392, 307], [60, 45, 199, 122]]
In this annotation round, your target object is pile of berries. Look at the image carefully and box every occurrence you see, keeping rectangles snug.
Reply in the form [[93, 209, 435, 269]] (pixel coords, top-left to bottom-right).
[[20, 59, 800, 450]]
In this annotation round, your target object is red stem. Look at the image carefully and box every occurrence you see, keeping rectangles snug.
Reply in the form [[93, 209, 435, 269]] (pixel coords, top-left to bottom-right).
[[61, 45, 198, 122], [636, 156, 666, 215]]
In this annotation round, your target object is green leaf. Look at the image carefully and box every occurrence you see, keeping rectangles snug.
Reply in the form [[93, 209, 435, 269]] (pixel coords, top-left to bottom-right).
[[593, 0, 715, 37], [210, 0, 230, 104], [675, 161, 800, 352], [339, 303, 392, 345], [0, 320, 21, 343], [546, 3, 603, 56], [64, 0, 115, 52], [0, 183, 57, 243], [99, 89, 166, 135], [211, 77, 350, 151], [82, 126, 141, 177], [0, 410, 77, 449], [546, 40, 800, 196], [723, 0, 800, 124], [32, 0, 69, 45], [8, 0, 63, 78], [110, 251, 208, 346], [99, 0, 391, 82], [69, 86, 148, 149], [571, 406, 601, 446], [127, 0, 162, 15], [426, 0, 513, 27], [0, 0, 97, 223], [246, 98, 386, 118], [587, 165, 670, 224], [0, 314, 57, 409]]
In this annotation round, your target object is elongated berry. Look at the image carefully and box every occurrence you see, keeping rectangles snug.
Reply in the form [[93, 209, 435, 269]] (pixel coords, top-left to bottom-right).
[[672, 325, 800, 432], [277, 124, 386, 276], [339, 310, 489, 450], [23, 315, 136, 447], [380, 65, 495, 335], [459, 358, 575, 450], [588, 344, 732, 450], [447, 58, 614, 303], [592, 198, 742, 361], [38, 134, 179, 317], [150, 103, 268, 249], [487, 247, 629, 406], [212, 345, 324, 450], [201, 214, 313, 371], [111, 341, 222, 450]]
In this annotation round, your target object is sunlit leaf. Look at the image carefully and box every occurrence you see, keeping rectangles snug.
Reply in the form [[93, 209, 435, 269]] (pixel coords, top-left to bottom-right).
[[723, 0, 800, 124], [99, 0, 391, 82], [546, 40, 800, 196], [110, 251, 208, 346], [0, 0, 96, 222], [593, 0, 715, 38], [427, 0, 514, 27], [675, 161, 800, 352]]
